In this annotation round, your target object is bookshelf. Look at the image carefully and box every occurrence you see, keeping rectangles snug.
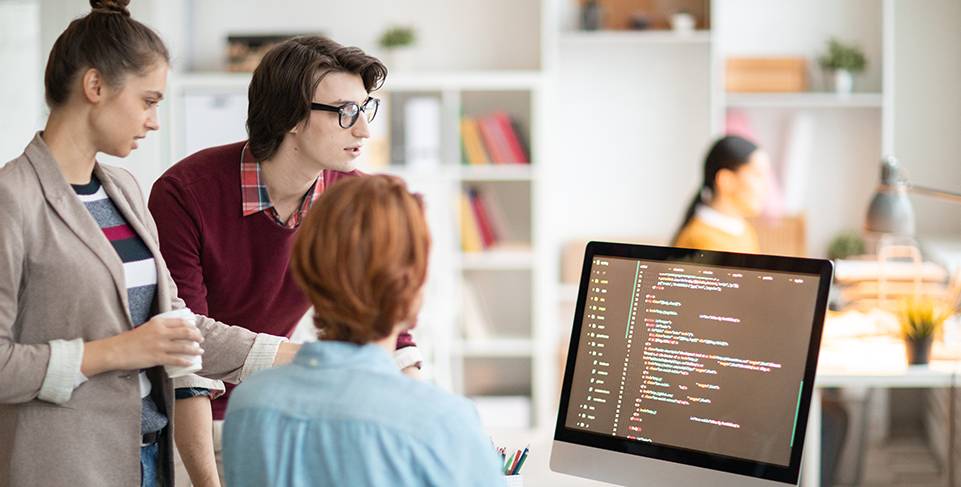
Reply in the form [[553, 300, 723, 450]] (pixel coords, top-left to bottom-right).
[[162, 68, 547, 433]]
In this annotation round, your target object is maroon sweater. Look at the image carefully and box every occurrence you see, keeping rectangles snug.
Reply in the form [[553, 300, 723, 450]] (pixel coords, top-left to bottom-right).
[[149, 141, 414, 419]]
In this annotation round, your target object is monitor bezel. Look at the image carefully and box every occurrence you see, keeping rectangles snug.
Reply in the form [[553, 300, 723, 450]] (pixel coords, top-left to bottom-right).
[[553, 241, 834, 484]]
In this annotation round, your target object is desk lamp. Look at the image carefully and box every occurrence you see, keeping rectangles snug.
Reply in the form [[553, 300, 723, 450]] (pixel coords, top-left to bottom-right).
[[865, 156, 961, 235]]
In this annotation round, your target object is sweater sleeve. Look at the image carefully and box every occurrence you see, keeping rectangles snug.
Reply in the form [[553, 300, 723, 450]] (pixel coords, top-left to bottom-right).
[[148, 175, 210, 316]]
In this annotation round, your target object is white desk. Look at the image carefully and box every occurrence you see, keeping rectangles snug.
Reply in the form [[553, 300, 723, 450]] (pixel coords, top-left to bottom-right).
[[802, 361, 961, 487]]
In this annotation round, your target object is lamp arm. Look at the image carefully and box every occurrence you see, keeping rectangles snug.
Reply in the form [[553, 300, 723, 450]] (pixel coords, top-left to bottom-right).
[[908, 184, 961, 204]]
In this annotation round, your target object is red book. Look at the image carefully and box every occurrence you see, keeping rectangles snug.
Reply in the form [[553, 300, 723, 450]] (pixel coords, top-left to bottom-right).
[[468, 188, 497, 248], [477, 115, 510, 164], [492, 112, 528, 163]]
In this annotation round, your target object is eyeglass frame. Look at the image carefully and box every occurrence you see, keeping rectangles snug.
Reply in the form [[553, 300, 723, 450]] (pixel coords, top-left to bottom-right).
[[309, 97, 380, 129]]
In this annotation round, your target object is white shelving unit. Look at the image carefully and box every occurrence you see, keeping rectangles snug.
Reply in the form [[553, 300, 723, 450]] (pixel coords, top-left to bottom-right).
[[158, 1, 552, 432]]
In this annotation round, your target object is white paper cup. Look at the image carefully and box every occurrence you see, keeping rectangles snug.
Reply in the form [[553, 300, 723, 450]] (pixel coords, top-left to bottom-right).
[[156, 308, 202, 378]]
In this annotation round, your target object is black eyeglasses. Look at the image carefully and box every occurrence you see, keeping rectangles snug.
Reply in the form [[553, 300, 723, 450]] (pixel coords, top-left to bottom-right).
[[310, 97, 380, 129]]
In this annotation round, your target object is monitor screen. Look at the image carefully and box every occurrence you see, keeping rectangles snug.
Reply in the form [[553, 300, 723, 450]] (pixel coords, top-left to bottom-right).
[[554, 242, 832, 485]]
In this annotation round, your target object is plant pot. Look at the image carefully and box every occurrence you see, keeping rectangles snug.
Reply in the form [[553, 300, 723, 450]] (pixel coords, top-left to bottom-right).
[[832, 69, 853, 94], [904, 336, 933, 365], [384, 46, 414, 72]]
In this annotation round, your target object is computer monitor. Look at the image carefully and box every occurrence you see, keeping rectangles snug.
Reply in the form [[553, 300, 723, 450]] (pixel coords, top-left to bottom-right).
[[551, 242, 833, 486]]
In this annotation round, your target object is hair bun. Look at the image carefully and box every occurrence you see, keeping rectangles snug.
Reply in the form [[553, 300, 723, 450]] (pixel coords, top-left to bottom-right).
[[90, 0, 131, 16]]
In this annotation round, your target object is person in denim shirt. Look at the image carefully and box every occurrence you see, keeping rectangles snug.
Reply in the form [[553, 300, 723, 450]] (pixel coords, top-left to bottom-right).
[[222, 175, 504, 486]]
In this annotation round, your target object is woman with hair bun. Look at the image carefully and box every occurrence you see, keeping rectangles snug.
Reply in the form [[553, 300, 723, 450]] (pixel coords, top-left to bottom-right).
[[0, 2, 298, 486]]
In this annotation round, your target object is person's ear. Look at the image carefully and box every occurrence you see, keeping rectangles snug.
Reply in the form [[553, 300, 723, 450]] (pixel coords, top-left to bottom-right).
[[80, 68, 106, 104], [715, 168, 738, 196], [290, 117, 310, 135]]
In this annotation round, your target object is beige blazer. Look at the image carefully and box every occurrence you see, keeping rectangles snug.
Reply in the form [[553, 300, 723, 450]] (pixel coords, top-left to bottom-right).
[[0, 134, 263, 486]]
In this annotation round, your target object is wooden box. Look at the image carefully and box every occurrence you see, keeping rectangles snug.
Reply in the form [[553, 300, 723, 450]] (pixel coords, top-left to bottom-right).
[[725, 57, 808, 93]]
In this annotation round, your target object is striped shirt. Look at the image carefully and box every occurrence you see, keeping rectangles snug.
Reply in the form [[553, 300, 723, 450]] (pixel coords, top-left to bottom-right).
[[72, 176, 167, 435]]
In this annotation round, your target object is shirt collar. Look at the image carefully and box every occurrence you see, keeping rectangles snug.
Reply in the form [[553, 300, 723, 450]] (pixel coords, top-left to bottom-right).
[[239, 142, 324, 228], [293, 341, 400, 376], [695, 204, 747, 236]]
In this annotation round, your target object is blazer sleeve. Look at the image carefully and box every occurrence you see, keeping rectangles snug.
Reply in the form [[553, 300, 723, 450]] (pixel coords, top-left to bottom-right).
[[122, 168, 276, 384], [0, 178, 53, 403]]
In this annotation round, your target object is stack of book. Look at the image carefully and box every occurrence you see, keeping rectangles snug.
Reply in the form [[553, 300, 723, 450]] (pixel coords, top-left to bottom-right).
[[460, 112, 529, 165], [459, 187, 510, 252]]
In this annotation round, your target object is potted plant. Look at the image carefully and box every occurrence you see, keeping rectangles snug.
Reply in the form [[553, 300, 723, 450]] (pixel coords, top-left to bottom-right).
[[827, 231, 866, 261], [818, 38, 867, 94], [899, 295, 951, 365], [378, 25, 416, 71]]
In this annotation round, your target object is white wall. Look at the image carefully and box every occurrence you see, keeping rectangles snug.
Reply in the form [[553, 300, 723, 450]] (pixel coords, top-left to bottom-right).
[[0, 0, 41, 164], [545, 40, 713, 255], [893, 0, 961, 237]]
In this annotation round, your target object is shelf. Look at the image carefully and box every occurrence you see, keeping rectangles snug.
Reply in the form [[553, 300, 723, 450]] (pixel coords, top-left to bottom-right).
[[454, 338, 534, 357], [560, 30, 711, 45], [724, 92, 884, 109], [170, 70, 544, 93], [460, 249, 533, 270], [386, 70, 544, 91], [459, 165, 534, 181]]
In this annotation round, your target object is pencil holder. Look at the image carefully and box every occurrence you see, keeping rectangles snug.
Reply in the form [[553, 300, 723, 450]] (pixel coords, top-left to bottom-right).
[[505, 474, 523, 487]]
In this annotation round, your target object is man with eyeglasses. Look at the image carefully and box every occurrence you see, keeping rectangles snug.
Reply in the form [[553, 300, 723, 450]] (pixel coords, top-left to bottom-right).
[[148, 36, 422, 487]]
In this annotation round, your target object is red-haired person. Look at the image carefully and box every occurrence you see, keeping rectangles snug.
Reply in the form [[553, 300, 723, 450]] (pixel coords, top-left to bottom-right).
[[223, 175, 503, 486]]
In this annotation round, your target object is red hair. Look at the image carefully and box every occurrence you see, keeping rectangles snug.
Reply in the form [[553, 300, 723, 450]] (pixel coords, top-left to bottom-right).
[[291, 175, 430, 343]]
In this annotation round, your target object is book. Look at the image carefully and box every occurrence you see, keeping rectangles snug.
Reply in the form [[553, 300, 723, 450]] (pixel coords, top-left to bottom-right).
[[404, 96, 441, 170], [492, 112, 529, 163], [461, 277, 492, 340], [476, 114, 511, 164], [459, 191, 484, 252], [479, 189, 511, 244], [468, 188, 497, 248], [460, 117, 490, 165]]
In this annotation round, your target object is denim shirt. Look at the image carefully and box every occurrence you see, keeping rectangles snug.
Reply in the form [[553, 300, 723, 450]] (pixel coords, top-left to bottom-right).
[[223, 341, 505, 487]]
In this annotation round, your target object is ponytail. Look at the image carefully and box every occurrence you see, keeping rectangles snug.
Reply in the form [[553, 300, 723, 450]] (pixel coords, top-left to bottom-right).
[[671, 136, 758, 245]]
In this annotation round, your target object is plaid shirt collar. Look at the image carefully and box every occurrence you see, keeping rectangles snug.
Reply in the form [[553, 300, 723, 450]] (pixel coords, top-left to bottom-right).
[[240, 143, 324, 229]]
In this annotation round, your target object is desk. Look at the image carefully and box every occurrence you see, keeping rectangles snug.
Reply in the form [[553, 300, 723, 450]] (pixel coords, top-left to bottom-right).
[[500, 312, 961, 486], [802, 364, 960, 487], [803, 328, 961, 487]]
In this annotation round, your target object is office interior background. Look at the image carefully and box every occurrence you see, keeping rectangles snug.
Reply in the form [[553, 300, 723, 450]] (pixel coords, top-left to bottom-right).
[[2, 0, 961, 485]]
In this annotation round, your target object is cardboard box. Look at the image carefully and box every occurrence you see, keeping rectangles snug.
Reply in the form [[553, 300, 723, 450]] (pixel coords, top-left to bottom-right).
[[725, 57, 808, 93]]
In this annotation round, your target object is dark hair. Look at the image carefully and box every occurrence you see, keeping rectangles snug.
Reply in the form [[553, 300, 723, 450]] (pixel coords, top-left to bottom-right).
[[246, 36, 388, 162], [44, 0, 169, 108], [672, 135, 759, 244], [291, 175, 430, 344]]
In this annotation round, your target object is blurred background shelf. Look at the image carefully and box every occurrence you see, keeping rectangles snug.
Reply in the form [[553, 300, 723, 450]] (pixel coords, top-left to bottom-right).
[[560, 29, 711, 45], [725, 92, 884, 108]]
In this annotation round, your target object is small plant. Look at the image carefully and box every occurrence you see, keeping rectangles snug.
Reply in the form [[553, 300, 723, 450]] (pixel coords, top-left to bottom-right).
[[818, 38, 867, 73], [899, 295, 950, 340], [827, 231, 866, 260], [378, 26, 416, 50]]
